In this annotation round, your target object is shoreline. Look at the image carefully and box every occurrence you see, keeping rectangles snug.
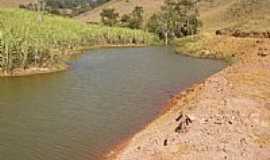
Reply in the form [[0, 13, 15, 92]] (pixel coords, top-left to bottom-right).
[[106, 82, 206, 160], [0, 65, 69, 77], [0, 44, 150, 78], [109, 35, 270, 160]]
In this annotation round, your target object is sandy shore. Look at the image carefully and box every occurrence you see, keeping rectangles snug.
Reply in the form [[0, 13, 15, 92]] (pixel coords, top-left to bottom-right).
[[109, 36, 270, 160]]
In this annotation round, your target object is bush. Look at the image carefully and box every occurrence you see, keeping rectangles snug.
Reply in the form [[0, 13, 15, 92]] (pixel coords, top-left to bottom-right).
[[120, 6, 144, 29], [100, 8, 119, 26], [20, 0, 112, 17]]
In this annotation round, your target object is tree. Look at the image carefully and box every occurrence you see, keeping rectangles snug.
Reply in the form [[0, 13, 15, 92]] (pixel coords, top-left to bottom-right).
[[45, 0, 89, 9], [128, 6, 144, 29], [120, 6, 144, 29], [120, 14, 131, 27], [20, 0, 112, 17], [100, 8, 119, 26], [147, 0, 200, 45]]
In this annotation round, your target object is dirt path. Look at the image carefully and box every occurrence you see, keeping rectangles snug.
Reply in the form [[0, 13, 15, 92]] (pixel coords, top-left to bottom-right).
[[109, 38, 270, 160]]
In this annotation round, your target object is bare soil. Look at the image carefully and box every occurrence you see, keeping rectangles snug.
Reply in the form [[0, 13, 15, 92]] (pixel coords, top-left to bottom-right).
[[109, 37, 270, 160]]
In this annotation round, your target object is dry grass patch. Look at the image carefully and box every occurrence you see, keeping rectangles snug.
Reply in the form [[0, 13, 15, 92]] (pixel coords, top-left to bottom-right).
[[175, 33, 259, 62], [0, 0, 34, 8]]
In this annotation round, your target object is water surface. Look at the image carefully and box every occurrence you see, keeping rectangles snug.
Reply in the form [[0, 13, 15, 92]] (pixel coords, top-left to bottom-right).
[[0, 47, 225, 160]]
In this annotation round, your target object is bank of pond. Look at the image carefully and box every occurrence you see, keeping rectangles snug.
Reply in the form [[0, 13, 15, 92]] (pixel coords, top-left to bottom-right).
[[0, 9, 227, 160], [0, 9, 159, 76], [0, 47, 226, 160]]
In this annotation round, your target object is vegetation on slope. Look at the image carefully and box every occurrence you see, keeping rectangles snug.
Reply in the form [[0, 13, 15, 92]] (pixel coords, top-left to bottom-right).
[[20, 0, 112, 17], [76, 0, 164, 23], [98, 0, 201, 45], [76, 0, 270, 32], [0, 9, 158, 75], [0, 0, 35, 8], [100, 6, 144, 29], [147, 0, 200, 45]]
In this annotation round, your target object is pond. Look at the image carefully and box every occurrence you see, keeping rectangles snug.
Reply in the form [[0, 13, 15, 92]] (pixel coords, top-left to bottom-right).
[[0, 47, 225, 160]]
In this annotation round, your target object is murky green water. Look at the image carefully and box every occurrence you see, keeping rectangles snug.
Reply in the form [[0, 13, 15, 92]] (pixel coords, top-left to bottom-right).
[[0, 47, 225, 160]]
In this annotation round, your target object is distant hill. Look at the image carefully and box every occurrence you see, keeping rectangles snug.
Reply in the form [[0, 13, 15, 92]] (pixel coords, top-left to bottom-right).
[[1, 0, 269, 32], [76, 0, 165, 24], [0, 0, 34, 8], [76, 0, 270, 32], [199, 0, 270, 32]]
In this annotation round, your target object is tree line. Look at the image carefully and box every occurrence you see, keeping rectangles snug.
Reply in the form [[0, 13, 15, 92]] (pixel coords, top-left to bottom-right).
[[20, 0, 111, 17], [100, 0, 201, 45], [100, 6, 144, 29]]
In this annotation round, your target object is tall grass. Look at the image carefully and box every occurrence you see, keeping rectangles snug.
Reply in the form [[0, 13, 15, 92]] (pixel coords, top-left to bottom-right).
[[0, 9, 159, 73]]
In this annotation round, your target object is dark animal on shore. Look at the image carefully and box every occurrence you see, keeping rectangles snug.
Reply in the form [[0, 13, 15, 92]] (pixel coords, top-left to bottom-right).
[[175, 122, 183, 133], [185, 115, 192, 126], [175, 114, 193, 133], [163, 139, 168, 146], [176, 112, 183, 122]]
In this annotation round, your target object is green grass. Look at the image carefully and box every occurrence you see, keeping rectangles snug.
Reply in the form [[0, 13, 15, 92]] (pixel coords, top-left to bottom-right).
[[175, 35, 204, 56], [0, 9, 159, 73]]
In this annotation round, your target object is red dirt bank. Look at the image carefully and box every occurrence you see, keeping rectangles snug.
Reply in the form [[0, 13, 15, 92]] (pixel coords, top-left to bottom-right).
[[109, 36, 270, 160]]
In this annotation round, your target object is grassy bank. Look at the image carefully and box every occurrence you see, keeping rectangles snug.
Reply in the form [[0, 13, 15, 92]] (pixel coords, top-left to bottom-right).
[[0, 9, 159, 76], [175, 33, 264, 65]]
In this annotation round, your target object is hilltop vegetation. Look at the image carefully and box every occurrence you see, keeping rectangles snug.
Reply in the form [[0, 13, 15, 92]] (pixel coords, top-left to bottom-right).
[[98, 0, 200, 45], [0, 9, 158, 75], [20, 0, 112, 17]]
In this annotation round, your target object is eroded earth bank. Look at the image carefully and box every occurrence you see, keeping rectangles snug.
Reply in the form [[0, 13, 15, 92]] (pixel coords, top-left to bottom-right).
[[110, 35, 270, 160]]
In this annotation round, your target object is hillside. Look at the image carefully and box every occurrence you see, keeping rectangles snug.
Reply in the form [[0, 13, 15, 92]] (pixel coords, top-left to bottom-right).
[[76, 0, 164, 24], [76, 0, 270, 32], [199, 0, 270, 32], [0, 0, 34, 8]]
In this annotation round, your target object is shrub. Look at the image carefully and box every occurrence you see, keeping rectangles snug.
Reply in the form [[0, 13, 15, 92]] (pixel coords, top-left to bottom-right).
[[100, 8, 119, 26]]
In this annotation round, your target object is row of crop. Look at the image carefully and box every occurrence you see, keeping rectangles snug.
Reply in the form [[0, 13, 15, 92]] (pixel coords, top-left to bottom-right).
[[0, 9, 159, 73]]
